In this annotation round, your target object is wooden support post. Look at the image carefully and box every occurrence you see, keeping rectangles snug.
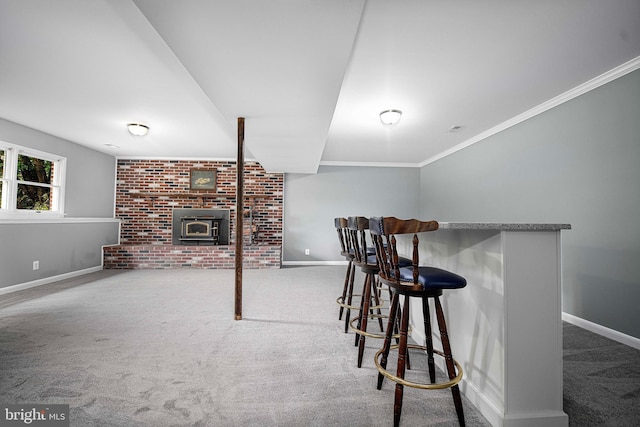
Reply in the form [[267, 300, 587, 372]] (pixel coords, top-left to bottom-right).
[[235, 117, 245, 320]]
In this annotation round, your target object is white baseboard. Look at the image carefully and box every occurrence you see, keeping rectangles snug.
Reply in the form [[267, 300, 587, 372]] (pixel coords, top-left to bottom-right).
[[0, 266, 103, 296], [410, 327, 570, 427], [562, 312, 640, 350], [461, 379, 568, 427], [282, 260, 347, 266]]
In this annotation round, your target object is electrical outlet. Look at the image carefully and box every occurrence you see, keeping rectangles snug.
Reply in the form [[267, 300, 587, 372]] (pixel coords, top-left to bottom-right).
[[304, 249, 310, 256], [33, 260, 40, 270]]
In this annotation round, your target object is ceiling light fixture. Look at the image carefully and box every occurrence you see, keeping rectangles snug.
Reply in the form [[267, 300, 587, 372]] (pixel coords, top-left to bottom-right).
[[127, 123, 149, 136], [379, 109, 402, 126]]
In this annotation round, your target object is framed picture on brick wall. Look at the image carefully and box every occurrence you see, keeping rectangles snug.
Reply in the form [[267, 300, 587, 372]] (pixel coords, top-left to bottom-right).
[[189, 168, 217, 191]]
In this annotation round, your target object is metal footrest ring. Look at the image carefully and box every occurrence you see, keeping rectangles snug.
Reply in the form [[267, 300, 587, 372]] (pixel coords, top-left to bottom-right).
[[349, 316, 410, 339], [336, 294, 361, 311], [336, 295, 385, 311], [374, 344, 463, 390]]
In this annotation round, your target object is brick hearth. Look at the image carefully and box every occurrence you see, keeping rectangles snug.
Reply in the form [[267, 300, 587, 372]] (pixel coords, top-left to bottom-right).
[[103, 244, 281, 269]]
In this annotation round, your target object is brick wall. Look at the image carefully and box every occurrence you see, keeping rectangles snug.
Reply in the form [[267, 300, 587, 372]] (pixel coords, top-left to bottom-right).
[[105, 159, 283, 269]]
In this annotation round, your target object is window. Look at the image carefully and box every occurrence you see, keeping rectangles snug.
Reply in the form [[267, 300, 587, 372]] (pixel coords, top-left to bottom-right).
[[0, 142, 66, 217]]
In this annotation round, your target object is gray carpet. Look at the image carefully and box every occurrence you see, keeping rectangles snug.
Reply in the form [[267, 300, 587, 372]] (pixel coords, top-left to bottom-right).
[[0, 267, 489, 426], [562, 322, 640, 426], [1, 266, 637, 426]]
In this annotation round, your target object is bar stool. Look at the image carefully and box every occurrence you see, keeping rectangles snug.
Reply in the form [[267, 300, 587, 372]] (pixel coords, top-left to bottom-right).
[[347, 216, 386, 367], [369, 216, 467, 427], [334, 217, 357, 333], [348, 216, 414, 368]]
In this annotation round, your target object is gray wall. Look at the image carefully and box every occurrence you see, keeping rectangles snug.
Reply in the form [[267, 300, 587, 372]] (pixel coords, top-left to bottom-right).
[[419, 69, 640, 339], [0, 221, 119, 287], [0, 118, 119, 288], [283, 165, 420, 262]]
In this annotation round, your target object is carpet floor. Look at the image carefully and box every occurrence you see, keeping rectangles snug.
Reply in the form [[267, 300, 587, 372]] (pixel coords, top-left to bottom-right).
[[0, 267, 490, 426], [562, 322, 640, 426], [1, 266, 638, 426]]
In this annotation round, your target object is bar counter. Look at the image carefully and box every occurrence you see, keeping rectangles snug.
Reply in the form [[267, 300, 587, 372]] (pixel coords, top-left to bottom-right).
[[403, 222, 571, 427]]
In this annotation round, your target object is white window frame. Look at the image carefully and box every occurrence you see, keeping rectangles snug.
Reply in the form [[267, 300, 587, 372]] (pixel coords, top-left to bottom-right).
[[0, 141, 66, 218]]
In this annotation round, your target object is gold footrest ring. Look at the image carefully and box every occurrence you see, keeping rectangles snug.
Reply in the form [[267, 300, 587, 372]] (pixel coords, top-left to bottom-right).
[[336, 294, 362, 310], [336, 295, 385, 311], [350, 316, 393, 339], [349, 316, 410, 339], [374, 344, 463, 390]]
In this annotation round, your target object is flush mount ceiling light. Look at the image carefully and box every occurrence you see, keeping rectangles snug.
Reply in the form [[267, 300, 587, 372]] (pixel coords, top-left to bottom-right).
[[127, 123, 149, 136], [379, 109, 402, 126]]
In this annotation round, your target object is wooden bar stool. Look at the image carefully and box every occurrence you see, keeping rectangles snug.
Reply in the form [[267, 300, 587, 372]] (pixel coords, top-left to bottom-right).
[[347, 216, 386, 367], [334, 217, 357, 333], [369, 216, 467, 427], [348, 216, 414, 368]]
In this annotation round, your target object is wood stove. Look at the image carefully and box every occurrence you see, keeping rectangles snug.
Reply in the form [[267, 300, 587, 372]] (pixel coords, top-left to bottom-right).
[[172, 208, 230, 245], [180, 216, 221, 244]]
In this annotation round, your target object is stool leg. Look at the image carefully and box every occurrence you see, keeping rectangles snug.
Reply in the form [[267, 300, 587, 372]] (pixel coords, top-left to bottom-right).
[[393, 295, 411, 427], [357, 273, 373, 367], [422, 297, 436, 383], [338, 259, 352, 320], [393, 290, 411, 371], [377, 291, 399, 390], [355, 273, 369, 346], [344, 263, 356, 333], [372, 277, 384, 331], [389, 287, 397, 336], [434, 296, 465, 426]]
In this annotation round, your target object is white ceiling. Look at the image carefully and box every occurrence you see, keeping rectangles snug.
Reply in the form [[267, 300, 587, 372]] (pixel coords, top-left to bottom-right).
[[1, 0, 639, 173]]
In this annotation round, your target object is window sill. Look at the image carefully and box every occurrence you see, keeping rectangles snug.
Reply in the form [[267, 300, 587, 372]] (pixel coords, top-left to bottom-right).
[[0, 217, 120, 224]]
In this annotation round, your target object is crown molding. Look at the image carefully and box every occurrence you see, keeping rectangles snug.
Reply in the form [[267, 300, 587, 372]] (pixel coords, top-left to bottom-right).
[[115, 156, 257, 162], [419, 56, 640, 167], [319, 160, 420, 168]]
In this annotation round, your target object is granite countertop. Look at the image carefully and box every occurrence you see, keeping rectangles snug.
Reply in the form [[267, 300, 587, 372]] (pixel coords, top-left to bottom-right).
[[437, 222, 571, 231]]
